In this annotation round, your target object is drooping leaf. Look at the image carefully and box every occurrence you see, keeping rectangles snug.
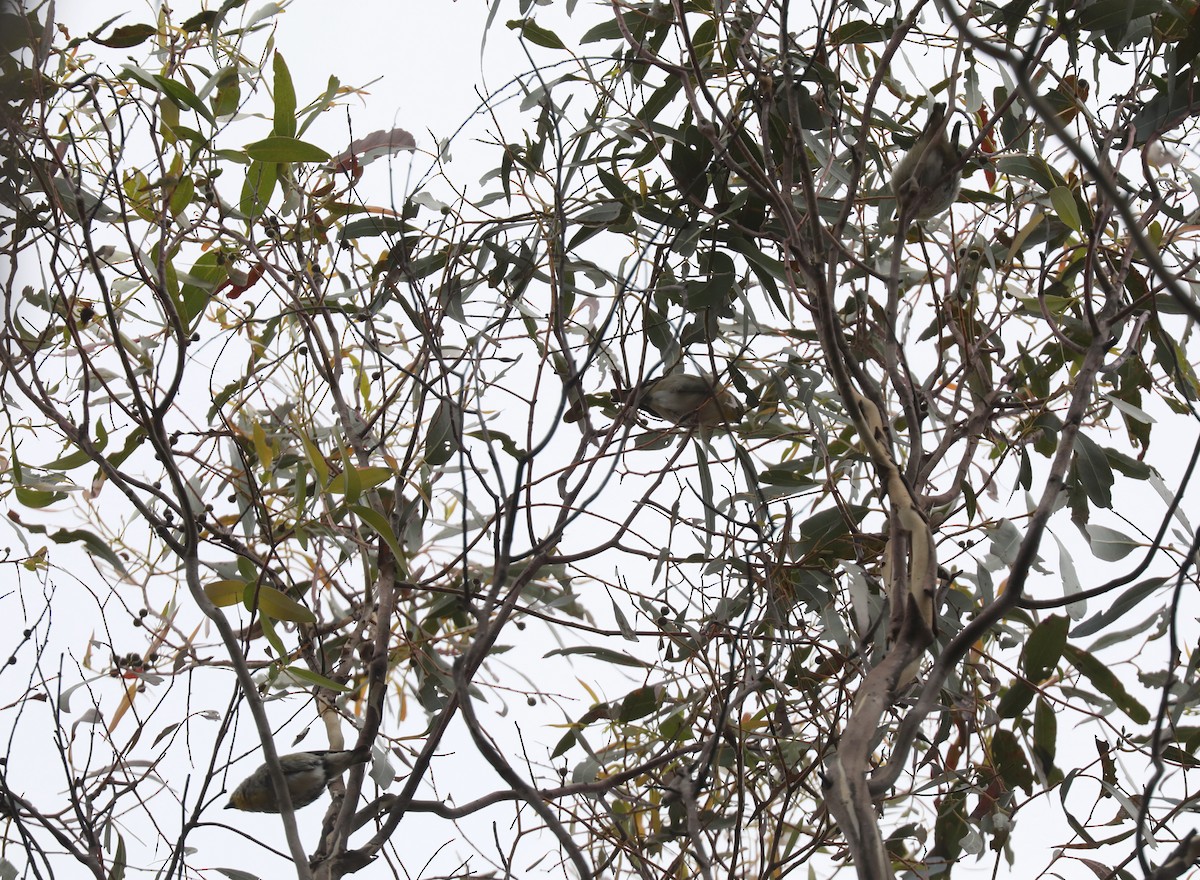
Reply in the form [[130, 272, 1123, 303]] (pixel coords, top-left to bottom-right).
[[153, 75, 215, 123], [425, 399, 462, 466], [1073, 433, 1114, 509], [1033, 696, 1059, 778], [1064, 644, 1151, 723], [1071, 577, 1166, 637], [50, 528, 129, 575], [931, 785, 969, 861], [177, 250, 225, 327], [239, 160, 277, 218], [1022, 614, 1069, 682], [348, 504, 406, 569], [997, 679, 1037, 718], [990, 728, 1034, 794]]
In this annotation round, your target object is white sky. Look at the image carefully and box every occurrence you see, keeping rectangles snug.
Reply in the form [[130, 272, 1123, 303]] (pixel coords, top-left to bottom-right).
[[5, 2, 1199, 879]]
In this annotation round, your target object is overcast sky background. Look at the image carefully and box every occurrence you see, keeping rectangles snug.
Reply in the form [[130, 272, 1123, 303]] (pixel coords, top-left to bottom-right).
[[5, 2, 1198, 879]]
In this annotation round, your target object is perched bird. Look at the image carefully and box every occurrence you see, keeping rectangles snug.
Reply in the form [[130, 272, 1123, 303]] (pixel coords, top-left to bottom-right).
[[889, 103, 963, 221], [616, 372, 745, 429], [225, 748, 370, 812]]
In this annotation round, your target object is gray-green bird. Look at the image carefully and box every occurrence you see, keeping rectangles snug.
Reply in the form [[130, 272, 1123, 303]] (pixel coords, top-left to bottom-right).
[[619, 372, 745, 429], [225, 748, 369, 812], [890, 103, 962, 221]]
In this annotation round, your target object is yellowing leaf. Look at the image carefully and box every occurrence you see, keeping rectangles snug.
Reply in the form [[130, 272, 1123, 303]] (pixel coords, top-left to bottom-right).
[[250, 584, 316, 624], [251, 420, 274, 472], [296, 427, 330, 487], [1049, 186, 1082, 232], [205, 579, 245, 606], [107, 681, 139, 733]]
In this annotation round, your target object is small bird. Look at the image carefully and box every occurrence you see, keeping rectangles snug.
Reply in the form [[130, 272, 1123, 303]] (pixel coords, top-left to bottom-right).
[[617, 372, 745, 429], [889, 103, 963, 221], [225, 748, 370, 812]]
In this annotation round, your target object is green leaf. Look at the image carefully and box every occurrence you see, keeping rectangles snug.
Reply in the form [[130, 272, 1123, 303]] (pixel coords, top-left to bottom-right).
[[506, 19, 567, 50], [154, 75, 215, 123], [550, 728, 578, 759], [272, 52, 297, 138], [258, 614, 287, 658], [618, 685, 662, 722], [168, 174, 195, 216], [14, 484, 66, 508], [337, 447, 361, 504], [51, 177, 119, 223], [43, 421, 109, 470], [683, 277, 729, 310], [1071, 577, 1166, 637], [151, 241, 182, 327], [580, 20, 624, 42], [339, 217, 408, 240], [107, 428, 147, 468], [50, 528, 129, 575], [425, 399, 462, 466], [215, 868, 264, 880], [348, 504, 406, 569], [831, 20, 888, 43], [1033, 696, 1059, 777], [239, 160, 277, 218], [325, 466, 393, 497], [282, 665, 350, 692], [1084, 523, 1139, 561], [108, 833, 126, 880], [299, 75, 342, 136], [296, 428, 330, 488], [248, 584, 316, 624], [1022, 614, 1069, 682], [932, 786, 968, 860], [177, 250, 225, 327], [991, 728, 1034, 794], [1078, 0, 1162, 31], [1073, 433, 1114, 509], [793, 505, 868, 558], [996, 155, 1067, 191], [544, 647, 653, 668], [208, 376, 245, 421], [996, 679, 1037, 718], [1064, 644, 1150, 723], [1048, 185, 1081, 232], [180, 10, 220, 32], [244, 136, 330, 163], [465, 429, 523, 459], [208, 65, 241, 118], [94, 23, 156, 48]]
